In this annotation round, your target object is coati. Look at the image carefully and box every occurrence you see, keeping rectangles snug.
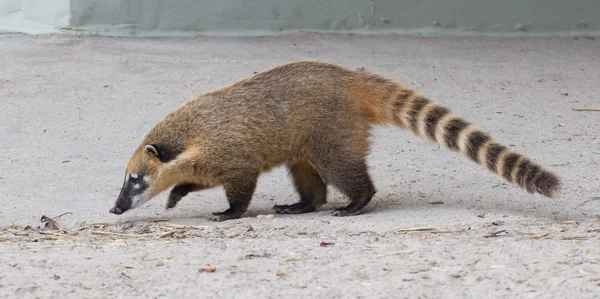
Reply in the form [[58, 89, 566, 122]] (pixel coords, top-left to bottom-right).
[[109, 60, 561, 221]]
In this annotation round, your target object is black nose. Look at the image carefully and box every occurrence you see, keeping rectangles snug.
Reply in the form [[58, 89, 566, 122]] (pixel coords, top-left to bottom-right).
[[109, 206, 124, 215]]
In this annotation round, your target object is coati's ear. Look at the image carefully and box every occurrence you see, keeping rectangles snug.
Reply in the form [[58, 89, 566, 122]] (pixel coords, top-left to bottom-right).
[[145, 144, 160, 158], [144, 143, 181, 163]]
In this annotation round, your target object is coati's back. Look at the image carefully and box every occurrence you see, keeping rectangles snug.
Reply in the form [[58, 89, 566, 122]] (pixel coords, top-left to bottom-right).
[[149, 61, 373, 170], [111, 60, 560, 221]]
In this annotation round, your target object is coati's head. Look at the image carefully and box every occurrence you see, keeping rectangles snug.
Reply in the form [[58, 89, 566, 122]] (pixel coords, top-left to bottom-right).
[[109, 143, 183, 215]]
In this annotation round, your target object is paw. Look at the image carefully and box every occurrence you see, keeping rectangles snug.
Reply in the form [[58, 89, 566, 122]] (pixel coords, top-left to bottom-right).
[[273, 203, 316, 214], [165, 197, 180, 209], [206, 210, 242, 222], [206, 213, 227, 222], [273, 205, 292, 214], [332, 208, 361, 217]]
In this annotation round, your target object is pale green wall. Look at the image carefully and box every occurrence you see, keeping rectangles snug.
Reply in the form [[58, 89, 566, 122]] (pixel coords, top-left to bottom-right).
[[1, 0, 599, 35], [0, 0, 70, 34], [68, 0, 600, 34]]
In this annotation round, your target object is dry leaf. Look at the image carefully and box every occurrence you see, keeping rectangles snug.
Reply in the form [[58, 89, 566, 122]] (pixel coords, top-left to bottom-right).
[[40, 215, 59, 231], [319, 242, 334, 247], [40, 212, 72, 231]]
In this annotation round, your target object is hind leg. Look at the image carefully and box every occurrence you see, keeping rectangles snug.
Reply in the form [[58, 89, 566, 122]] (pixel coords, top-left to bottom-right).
[[327, 159, 376, 217], [274, 161, 327, 214], [310, 139, 376, 217], [208, 174, 258, 222]]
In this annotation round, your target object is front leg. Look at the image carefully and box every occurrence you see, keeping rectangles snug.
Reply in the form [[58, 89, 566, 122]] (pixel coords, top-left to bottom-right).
[[166, 183, 207, 209], [208, 175, 257, 222]]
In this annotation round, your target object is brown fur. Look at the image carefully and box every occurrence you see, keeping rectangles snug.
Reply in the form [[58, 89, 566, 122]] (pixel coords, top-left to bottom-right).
[[121, 60, 561, 221]]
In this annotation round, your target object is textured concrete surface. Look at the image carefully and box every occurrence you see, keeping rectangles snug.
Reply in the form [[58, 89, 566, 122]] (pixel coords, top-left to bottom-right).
[[0, 34, 599, 298]]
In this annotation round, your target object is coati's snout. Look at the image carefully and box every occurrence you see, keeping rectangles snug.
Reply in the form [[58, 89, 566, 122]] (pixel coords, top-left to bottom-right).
[[110, 144, 162, 215], [110, 172, 151, 215]]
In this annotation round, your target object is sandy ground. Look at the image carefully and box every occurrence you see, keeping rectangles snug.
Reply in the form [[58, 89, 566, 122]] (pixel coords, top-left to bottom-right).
[[0, 33, 599, 298]]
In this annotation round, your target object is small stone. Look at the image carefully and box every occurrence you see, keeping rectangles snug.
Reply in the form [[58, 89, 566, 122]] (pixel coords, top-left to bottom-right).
[[256, 214, 275, 219], [226, 231, 241, 238], [199, 265, 216, 273], [291, 283, 306, 289]]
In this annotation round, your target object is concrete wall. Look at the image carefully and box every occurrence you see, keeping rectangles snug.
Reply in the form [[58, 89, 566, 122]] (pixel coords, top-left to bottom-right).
[[0, 0, 70, 34], [1, 0, 599, 35]]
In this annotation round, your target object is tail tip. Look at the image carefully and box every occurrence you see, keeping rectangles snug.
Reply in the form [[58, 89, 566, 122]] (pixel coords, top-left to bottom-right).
[[534, 171, 561, 198]]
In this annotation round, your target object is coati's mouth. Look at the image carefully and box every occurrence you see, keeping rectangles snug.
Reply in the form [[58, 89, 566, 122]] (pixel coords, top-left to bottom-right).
[[109, 195, 132, 215], [109, 205, 127, 215], [110, 173, 151, 215]]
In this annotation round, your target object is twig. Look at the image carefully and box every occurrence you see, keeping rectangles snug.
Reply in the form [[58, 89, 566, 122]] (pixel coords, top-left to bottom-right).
[[580, 197, 600, 206], [529, 232, 551, 240], [397, 227, 443, 232], [147, 218, 172, 223], [50, 212, 73, 220], [155, 240, 183, 245], [37, 231, 80, 241], [560, 236, 588, 241], [112, 264, 135, 269], [90, 231, 154, 238], [141, 256, 173, 262], [572, 108, 600, 112], [158, 223, 208, 230], [484, 230, 508, 238], [88, 222, 112, 227], [374, 250, 415, 257], [38, 231, 68, 237]]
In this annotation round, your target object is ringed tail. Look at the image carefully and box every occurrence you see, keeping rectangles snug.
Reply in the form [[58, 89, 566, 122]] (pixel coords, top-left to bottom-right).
[[356, 71, 561, 198]]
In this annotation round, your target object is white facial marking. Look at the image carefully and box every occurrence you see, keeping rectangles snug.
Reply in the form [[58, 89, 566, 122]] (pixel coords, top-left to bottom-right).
[[131, 195, 142, 208], [130, 189, 151, 209], [143, 176, 151, 183], [130, 173, 139, 179], [133, 183, 141, 189]]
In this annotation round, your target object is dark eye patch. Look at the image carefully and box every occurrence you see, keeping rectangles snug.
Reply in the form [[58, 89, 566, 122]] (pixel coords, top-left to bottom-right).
[[124, 174, 148, 195]]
